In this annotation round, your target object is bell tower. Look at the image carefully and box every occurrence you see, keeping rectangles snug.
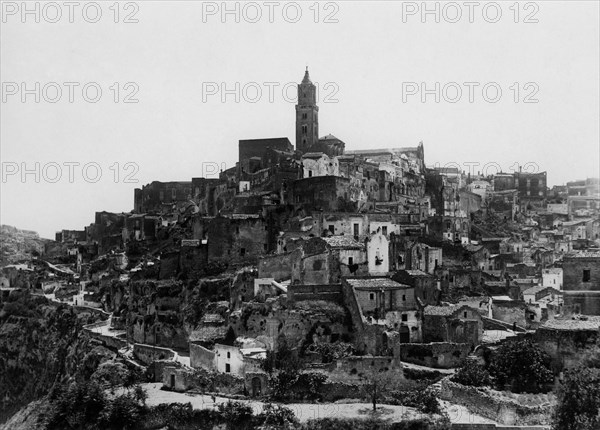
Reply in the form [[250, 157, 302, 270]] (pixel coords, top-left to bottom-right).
[[295, 67, 319, 153]]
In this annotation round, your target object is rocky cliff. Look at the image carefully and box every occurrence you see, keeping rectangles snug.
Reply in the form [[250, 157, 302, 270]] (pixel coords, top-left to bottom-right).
[[0, 225, 51, 266]]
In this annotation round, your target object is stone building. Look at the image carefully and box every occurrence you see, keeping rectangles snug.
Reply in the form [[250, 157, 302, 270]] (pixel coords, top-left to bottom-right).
[[563, 250, 600, 315], [422, 304, 483, 346], [392, 269, 440, 306], [290, 236, 367, 285], [343, 277, 421, 344], [301, 152, 339, 178], [536, 316, 600, 372], [206, 214, 269, 266], [134, 181, 193, 214]]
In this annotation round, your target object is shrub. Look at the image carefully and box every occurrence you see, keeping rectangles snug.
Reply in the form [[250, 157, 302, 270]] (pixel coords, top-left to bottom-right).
[[388, 385, 443, 415], [217, 400, 254, 430], [451, 358, 492, 387], [259, 403, 299, 429]]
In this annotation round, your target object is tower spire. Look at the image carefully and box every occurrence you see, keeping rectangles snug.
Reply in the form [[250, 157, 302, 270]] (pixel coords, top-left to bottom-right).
[[296, 67, 319, 153], [302, 67, 312, 84]]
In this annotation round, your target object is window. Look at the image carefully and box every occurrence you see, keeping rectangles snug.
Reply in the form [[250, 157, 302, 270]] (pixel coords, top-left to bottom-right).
[[302, 124, 308, 134], [348, 257, 354, 266], [227, 352, 231, 359], [463, 311, 468, 318], [308, 171, 312, 177], [369, 292, 375, 301], [402, 294, 406, 301], [328, 225, 335, 234], [583, 269, 591, 282], [382, 226, 388, 236], [172, 188, 177, 199], [225, 363, 231, 373], [302, 113, 307, 120], [401, 314, 408, 322], [353, 223, 359, 237]]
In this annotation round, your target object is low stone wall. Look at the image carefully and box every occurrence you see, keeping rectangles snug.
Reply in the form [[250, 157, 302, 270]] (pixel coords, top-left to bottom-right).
[[482, 316, 527, 333], [162, 366, 245, 395], [86, 330, 128, 351], [73, 305, 110, 320], [321, 380, 362, 402], [332, 355, 403, 377], [133, 343, 176, 365], [440, 379, 555, 426], [401, 342, 471, 369], [288, 284, 343, 304]]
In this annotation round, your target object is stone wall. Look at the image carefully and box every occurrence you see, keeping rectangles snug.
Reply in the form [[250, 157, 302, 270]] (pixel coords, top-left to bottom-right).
[[492, 301, 527, 328], [133, 343, 176, 365], [287, 284, 343, 304], [332, 355, 403, 378], [440, 379, 554, 426], [401, 342, 471, 368], [190, 342, 216, 370], [258, 251, 297, 281], [535, 325, 600, 372], [162, 366, 245, 394], [86, 331, 128, 351]]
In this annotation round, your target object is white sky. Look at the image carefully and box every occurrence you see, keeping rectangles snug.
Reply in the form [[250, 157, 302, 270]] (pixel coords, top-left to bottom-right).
[[1, 1, 599, 239]]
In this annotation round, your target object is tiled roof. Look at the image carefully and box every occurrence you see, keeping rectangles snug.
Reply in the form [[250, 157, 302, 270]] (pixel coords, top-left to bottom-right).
[[404, 270, 430, 277], [541, 316, 600, 331], [523, 286, 559, 296], [424, 304, 467, 316], [319, 134, 343, 141], [201, 313, 225, 324], [189, 326, 228, 342], [464, 244, 484, 253], [322, 236, 364, 249], [347, 278, 408, 290], [302, 152, 326, 159], [565, 250, 600, 259]]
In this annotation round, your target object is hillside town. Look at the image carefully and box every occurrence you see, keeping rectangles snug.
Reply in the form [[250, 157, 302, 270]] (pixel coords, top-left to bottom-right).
[[2, 70, 599, 430]]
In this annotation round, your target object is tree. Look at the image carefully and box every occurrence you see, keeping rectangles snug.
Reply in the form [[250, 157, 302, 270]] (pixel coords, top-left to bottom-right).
[[360, 368, 399, 412], [488, 339, 553, 393], [553, 349, 600, 430]]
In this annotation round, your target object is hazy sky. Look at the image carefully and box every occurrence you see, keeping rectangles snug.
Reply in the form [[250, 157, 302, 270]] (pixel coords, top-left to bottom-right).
[[1, 1, 599, 239]]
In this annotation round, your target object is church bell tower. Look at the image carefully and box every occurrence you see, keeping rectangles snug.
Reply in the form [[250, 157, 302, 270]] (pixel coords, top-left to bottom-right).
[[295, 68, 319, 154]]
